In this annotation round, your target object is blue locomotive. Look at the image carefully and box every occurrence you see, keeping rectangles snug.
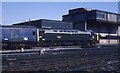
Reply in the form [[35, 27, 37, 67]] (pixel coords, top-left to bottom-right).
[[1, 26, 97, 50]]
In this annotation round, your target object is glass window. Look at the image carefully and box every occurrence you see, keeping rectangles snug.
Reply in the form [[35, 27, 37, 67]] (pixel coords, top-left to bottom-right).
[[64, 31, 67, 32], [75, 31, 78, 33], [59, 30, 63, 32], [32, 31, 35, 35], [54, 30, 57, 32], [108, 13, 117, 22], [117, 15, 120, 22], [96, 11, 107, 20]]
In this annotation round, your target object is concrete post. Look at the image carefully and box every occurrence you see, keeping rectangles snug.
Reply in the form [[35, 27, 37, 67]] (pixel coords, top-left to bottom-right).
[[118, 26, 120, 44], [85, 22, 87, 31]]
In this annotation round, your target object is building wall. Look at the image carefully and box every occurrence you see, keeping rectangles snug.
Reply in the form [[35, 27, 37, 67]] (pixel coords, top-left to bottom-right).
[[96, 11, 120, 23], [13, 19, 73, 30], [63, 11, 118, 34], [74, 23, 85, 31], [41, 19, 73, 29], [62, 15, 73, 22], [63, 8, 120, 44], [118, 26, 120, 36]]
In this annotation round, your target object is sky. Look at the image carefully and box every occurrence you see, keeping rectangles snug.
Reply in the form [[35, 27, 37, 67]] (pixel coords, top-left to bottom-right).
[[1, 0, 120, 2], [2, 2, 119, 25]]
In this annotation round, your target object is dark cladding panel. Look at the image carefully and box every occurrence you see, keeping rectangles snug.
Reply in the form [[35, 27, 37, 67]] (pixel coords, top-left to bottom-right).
[[13, 19, 73, 29], [74, 14, 86, 23], [13, 20, 42, 28], [74, 23, 85, 31], [87, 23, 98, 33], [99, 25, 109, 33], [41, 19, 73, 29], [62, 15, 73, 22], [69, 8, 88, 14], [30, 20, 42, 28], [87, 11, 96, 20], [110, 25, 118, 34]]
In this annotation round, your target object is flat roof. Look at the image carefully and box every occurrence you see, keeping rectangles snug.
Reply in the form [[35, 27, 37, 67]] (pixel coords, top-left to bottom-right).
[[2, 25, 36, 28], [70, 8, 120, 15], [13, 19, 72, 25], [63, 8, 120, 17]]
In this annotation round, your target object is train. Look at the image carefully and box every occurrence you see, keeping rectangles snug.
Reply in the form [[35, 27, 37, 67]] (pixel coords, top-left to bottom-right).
[[1, 26, 97, 50]]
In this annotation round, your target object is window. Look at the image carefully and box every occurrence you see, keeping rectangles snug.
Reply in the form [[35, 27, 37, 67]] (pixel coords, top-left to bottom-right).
[[108, 13, 117, 22], [32, 31, 35, 35], [96, 11, 107, 20], [59, 30, 63, 32], [54, 30, 57, 32], [74, 31, 78, 33], [68, 31, 71, 32], [39, 30, 45, 35], [117, 15, 120, 22], [71, 31, 74, 32], [64, 31, 67, 32]]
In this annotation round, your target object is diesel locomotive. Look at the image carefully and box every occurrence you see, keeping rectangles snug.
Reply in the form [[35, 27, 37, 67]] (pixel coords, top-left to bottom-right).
[[1, 26, 97, 50]]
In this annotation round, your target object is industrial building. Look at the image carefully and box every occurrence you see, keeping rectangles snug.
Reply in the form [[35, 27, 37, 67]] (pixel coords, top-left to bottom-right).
[[4, 8, 120, 44], [63, 8, 120, 44], [13, 19, 73, 30]]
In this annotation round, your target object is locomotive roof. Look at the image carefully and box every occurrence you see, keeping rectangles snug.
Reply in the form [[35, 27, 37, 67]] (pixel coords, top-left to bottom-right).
[[2, 25, 36, 28], [1, 25, 37, 29], [43, 29, 91, 34]]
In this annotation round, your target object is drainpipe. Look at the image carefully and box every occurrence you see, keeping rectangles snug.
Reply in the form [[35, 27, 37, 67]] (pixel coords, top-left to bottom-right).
[[85, 21, 87, 31]]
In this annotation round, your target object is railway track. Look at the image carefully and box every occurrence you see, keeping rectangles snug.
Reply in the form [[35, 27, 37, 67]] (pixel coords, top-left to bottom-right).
[[1, 46, 120, 72]]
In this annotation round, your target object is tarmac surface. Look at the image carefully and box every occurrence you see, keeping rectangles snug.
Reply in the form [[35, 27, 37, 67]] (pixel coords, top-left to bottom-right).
[[1, 45, 120, 73]]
